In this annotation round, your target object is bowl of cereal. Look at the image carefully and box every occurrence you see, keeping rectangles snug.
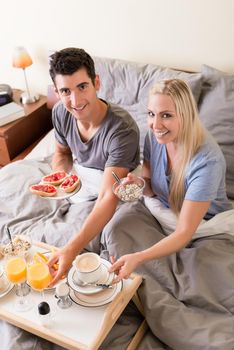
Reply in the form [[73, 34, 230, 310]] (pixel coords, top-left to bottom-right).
[[112, 176, 145, 202], [0, 234, 32, 259]]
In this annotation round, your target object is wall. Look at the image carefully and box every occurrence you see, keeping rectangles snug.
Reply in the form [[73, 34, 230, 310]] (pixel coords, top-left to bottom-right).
[[1, 0, 234, 95]]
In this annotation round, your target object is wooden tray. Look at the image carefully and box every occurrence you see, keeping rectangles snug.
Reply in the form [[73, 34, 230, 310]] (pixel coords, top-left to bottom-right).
[[0, 242, 146, 350]]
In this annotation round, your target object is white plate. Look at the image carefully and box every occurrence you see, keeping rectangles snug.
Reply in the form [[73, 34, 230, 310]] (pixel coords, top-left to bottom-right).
[[26, 276, 67, 292], [0, 283, 14, 298], [69, 280, 122, 307], [67, 258, 114, 295], [45, 277, 67, 291], [39, 181, 82, 200]]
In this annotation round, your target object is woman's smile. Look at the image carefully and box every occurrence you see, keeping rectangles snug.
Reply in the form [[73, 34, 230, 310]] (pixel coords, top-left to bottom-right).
[[148, 94, 179, 144]]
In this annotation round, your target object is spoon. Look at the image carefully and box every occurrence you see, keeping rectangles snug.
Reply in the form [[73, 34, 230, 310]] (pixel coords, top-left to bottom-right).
[[73, 276, 112, 289], [6, 226, 14, 252], [112, 171, 121, 184]]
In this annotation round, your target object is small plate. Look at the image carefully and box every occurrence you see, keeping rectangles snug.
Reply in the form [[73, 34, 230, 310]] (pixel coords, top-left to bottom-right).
[[69, 280, 122, 307], [26, 277, 67, 292], [39, 181, 82, 200], [67, 258, 114, 295], [0, 283, 14, 298], [44, 277, 67, 291]]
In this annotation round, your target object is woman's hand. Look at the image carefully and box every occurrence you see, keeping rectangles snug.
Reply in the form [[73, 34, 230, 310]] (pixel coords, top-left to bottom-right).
[[109, 253, 141, 283], [120, 172, 138, 185], [124, 172, 154, 198]]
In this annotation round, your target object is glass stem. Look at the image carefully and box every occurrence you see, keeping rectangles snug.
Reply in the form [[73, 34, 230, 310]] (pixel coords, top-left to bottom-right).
[[17, 283, 24, 305], [40, 289, 45, 301]]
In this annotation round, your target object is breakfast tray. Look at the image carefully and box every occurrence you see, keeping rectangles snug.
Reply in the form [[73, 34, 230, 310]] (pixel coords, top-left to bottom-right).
[[0, 241, 147, 350]]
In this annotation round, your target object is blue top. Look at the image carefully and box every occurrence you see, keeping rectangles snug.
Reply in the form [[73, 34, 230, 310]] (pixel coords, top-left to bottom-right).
[[144, 130, 232, 220]]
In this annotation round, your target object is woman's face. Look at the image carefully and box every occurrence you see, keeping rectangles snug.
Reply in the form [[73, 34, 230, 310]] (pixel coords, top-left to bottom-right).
[[147, 93, 180, 144]]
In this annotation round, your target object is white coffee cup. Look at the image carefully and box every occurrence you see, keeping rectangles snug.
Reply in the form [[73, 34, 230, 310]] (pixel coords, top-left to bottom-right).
[[0, 266, 10, 293], [72, 252, 102, 284]]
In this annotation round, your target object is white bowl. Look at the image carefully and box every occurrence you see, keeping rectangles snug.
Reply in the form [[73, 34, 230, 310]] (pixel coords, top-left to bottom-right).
[[0, 234, 32, 259]]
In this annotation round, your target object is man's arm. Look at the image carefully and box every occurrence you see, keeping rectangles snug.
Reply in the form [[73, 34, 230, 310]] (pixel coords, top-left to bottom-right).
[[48, 165, 130, 285], [52, 141, 73, 173]]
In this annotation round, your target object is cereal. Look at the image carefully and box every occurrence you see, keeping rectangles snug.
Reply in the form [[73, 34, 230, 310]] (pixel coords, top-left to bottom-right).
[[0, 235, 31, 257], [113, 176, 145, 202], [116, 183, 143, 202]]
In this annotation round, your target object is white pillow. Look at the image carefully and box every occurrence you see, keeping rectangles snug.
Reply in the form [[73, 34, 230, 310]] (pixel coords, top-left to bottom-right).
[[25, 129, 55, 160], [143, 196, 234, 240]]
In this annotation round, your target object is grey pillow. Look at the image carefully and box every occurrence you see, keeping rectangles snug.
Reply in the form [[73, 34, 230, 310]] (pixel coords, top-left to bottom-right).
[[94, 56, 203, 105], [94, 56, 203, 159], [199, 64, 234, 199]]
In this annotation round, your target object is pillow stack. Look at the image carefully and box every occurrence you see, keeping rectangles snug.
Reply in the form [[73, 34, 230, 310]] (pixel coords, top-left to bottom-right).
[[199, 65, 234, 199]]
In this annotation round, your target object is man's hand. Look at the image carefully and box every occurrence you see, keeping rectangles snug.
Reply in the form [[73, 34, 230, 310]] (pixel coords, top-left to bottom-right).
[[47, 246, 77, 286]]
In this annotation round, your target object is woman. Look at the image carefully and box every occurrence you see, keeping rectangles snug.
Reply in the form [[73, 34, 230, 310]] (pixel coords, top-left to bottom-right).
[[105, 79, 232, 281]]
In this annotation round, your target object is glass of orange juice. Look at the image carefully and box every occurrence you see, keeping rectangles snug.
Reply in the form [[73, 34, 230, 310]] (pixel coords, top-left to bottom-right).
[[5, 256, 32, 311], [27, 262, 52, 300]]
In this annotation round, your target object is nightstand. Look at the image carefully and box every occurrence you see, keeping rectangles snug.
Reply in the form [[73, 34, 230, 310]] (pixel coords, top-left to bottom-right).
[[0, 89, 52, 165]]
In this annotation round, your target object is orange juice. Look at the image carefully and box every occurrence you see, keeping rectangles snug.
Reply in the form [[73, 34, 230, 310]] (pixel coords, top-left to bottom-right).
[[5, 257, 27, 284], [27, 263, 52, 291]]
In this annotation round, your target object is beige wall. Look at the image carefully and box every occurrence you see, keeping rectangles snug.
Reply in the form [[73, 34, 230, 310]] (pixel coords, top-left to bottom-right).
[[1, 0, 234, 95]]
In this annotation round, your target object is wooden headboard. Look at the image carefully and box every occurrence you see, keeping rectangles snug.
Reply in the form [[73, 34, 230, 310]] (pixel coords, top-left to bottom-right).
[[47, 85, 59, 110]]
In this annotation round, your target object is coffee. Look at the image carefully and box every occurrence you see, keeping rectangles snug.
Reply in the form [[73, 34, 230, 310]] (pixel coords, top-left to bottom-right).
[[73, 252, 102, 284], [76, 255, 99, 272]]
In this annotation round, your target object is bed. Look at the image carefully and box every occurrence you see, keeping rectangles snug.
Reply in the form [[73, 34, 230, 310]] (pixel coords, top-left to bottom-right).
[[0, 56, 234, 350]]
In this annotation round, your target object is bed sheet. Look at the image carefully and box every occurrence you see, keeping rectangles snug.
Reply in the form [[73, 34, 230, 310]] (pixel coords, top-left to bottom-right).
[[101, 200, 234, 350], [0, 133, 234, 349]]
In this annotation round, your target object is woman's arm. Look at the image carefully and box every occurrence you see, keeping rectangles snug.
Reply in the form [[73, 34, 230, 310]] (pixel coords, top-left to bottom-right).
[[141, 160, 155, 197], [110, 199, 210, 281]]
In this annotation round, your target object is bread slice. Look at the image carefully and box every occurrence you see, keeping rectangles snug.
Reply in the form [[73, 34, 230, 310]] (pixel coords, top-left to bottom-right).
[[30, 184, 57, 197], [42, 171, 68, 186], [59, 174, 80, 193]]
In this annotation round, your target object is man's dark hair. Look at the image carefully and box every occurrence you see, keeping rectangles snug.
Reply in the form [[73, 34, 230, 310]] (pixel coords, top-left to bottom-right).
[[49, 48, 96, 85]]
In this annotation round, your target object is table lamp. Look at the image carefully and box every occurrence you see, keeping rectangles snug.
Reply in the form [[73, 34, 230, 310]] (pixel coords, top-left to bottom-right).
[[12, 46, 39, 104]]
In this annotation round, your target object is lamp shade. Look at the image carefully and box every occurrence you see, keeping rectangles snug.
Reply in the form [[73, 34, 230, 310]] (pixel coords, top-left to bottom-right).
[[11, 46, 39, 104], [12, 46, 33, 69]]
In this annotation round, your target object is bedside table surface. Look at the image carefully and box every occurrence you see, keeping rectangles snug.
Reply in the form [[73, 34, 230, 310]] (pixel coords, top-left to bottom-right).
[[0, 89, 52, 165], [0, 90, 47, 136]]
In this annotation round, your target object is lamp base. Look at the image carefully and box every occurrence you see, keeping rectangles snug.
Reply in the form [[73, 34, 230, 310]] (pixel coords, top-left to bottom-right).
[[20, 92, 39, 104]]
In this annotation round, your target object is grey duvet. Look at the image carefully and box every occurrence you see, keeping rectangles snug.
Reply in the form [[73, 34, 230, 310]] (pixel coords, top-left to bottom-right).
[[0, 158, 234, 350]]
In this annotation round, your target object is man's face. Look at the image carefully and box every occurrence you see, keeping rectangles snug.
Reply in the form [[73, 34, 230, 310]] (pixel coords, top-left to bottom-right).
[[54, 68, 100, 121]]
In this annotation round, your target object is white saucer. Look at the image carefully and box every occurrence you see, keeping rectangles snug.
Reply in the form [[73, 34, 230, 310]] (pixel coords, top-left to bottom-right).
[[67, 258, 114, 295], [69, 280, 122, 307], [0, 283, 14, 298]]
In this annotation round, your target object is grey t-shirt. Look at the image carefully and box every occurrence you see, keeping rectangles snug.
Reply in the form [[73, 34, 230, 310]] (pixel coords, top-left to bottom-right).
[[52, 100, 140, 171]]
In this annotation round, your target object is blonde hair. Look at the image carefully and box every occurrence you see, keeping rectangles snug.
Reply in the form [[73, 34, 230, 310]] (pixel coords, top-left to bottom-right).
[[150, 79, 205, 214]]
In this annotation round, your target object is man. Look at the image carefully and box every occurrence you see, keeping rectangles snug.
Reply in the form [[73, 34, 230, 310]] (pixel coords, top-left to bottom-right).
[[47, 48, 140, 285]]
